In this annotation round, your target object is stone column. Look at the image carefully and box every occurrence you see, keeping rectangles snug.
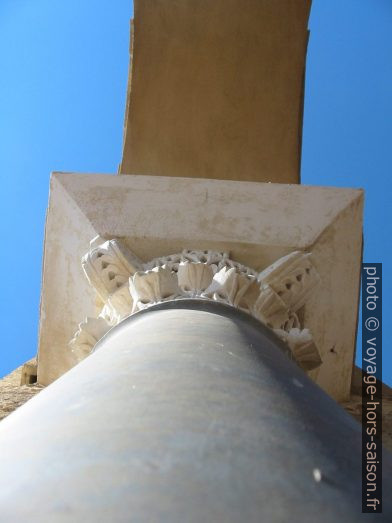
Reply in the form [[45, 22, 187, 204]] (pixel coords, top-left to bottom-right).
[[0, 300, 390, 521], [17, 1, 376, 518]]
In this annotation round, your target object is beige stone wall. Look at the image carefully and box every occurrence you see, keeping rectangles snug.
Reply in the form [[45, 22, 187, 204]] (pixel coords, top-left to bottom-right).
[[120, 0, 311, 184], [0, 363, 42, 422]]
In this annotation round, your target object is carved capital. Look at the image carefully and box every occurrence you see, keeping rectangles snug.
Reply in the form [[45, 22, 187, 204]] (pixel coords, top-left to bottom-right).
[[70, 241, 322, 372]]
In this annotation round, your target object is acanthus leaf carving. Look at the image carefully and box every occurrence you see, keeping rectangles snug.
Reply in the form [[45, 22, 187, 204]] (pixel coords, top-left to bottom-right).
[[203, 267, 258, 311], [69, 317, 111, 362], [104, 285, 134, 324], [273, 328, 322, 371], [130, 266, 183, 312], [178, 262, 216, 296], [70, 240, 323, 373]]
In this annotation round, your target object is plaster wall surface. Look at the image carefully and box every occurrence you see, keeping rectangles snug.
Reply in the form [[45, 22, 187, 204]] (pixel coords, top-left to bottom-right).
[[120, 0, 311, 183]]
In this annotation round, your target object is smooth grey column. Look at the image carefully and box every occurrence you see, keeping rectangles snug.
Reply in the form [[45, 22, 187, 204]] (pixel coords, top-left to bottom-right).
[[0, 300, 390, 522]]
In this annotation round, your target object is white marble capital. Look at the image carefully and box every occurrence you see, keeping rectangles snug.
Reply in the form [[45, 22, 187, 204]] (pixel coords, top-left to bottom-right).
[[70, 241, 322, 372]]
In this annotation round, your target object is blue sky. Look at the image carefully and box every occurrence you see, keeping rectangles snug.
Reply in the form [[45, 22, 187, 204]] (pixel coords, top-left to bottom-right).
[[0, 1, 390, 385]]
